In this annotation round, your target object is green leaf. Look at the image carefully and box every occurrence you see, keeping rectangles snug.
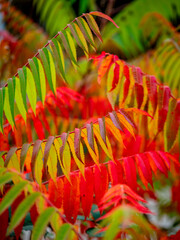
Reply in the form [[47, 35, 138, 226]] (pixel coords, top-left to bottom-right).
[[28, 57, 46, 104], [76, 17, 96, 50], [31, 207, 55, 240], [0, 87, 5, 132], [20, 143, 31, 172], [59, 30, 78, 67], [50, 38, 67, 82], [4, 85, 14, 128], [15, 77, 27, 122], [55, 224, 73, 240], [24, 66, 37, 114], [31, 140, 43, 185], [0, 181, 27, 214], [4, 147, 17, 168], [0, 172, 12, 187], [39, 48, 56, 95], [84, 14, 102, 42], [18, 68, 27, 112], [8, 78, 15, 126], [7, 192, 40, 235], [68, 22, 89, 56]]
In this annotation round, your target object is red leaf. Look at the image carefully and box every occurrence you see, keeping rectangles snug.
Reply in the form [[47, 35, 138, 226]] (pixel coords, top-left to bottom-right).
[[110, 62, 120, 92], [158, 85, 171, 132], [133, 67, 144, 108], [122, 64, 130, 103], [63, 173, 80, 223], [148, 152, 168, 176], [97, 55, 113, 84], [90, 11, 119, 28], [32, 114, 45, 140], [108, 161, 124, 186], [123, 157, 137, 191], [80, 168, 94, 218], [48, 178, 64, 208], [11, 192, 25, 240], [146, 75, 157, 114], [94, 164, 108, 204]]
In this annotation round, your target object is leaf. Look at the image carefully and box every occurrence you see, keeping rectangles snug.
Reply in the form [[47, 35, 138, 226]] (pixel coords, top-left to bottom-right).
[[31, 207, 55, 240], [0, 181, 27, 214], [97, 55, 113, 85], [55, 224, 73, 240], [109, 111, 123, 131], [0, 88, 5, 132], [84, 14, 102, 42], [89, 11, 119, 28], [59, 30, 77, 66], [43, 136, 55, 176], [68, 22, 89, 55], [68, 133, 85, 177], [25, 66, 37, 114], [50, 38, 66, 82], [18, 68, 27, 112], [39, 48, 56, 95], [63, 173, 80, 223], [28, 57, 46, 104], [94, 164, 108, 205], [109, 62, 120, 92], [80, 167, 94, 218], [145, 75, 157, 115], [4, 86, 14, 128], [4, 146, 17, 167], [20, 143, 31, 172], [123, 157, 137, 191], [76, 16, 96, 50], [7, 192, 40, 235], [158, 85, 171, 132], [31, 140, 43, 185], [8, 78, 15, 126], [0, 172, 12, 187], [15, 77, 27, 122], [108, 161, 124, 186], [48, 178, 63, 208]]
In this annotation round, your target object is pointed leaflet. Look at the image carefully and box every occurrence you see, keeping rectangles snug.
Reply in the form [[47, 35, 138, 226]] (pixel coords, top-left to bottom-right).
[[109, 62, 120, 92], [18, 68, 27, 111], [31, 140, 43, 185], [132, 67, 144, 109], [28, 57, 46, 104], [0, 181, 27, 214], [146, 75, 157, 114], [108, 161, 124, 186], [8, 78, 15, 126], [50, 38, 67, 82], [98, 117, 107, 145], [31, 207, 55, 240], [165, 99, 180, 151], [68, 133, 85, 177], [4, 86, 14, 128], [93, 124, 112, 159], [75, 16, 96, 50], [74, 128, 83, 163], [68, 22, 89, 55], [39, 47, 56, 95], [123, 157, 137, 191], [15, 76, 27, 122], [63, 172, 80, 223], [89, 11, 119, 28], [109, 111, 123, 131], [158, 85, 171, 132], [4, 147, 20, 172], [20, 143, 31, 172], [55, 224, 74, 240], [48, 178, 63, 208], [97, 55, 113, 85], [80, 167, 94, 218], [117, 111, 135, 138], [84, 13, 102, 42], [94, 164, 109, 204], [148, 152, 168, 176], [59, 30, 77, 66], [43, 136, 55, 176], [0, 172, 12, 186], [122, 64, 130, 103], [81, 128, 99, 166], [0, 88, 5, 132]]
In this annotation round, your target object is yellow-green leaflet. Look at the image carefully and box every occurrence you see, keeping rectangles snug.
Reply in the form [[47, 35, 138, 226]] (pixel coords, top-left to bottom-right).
[[4, 86, 14, 128], [26, 67, 37, 114], [15, 77, 27, 122]]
